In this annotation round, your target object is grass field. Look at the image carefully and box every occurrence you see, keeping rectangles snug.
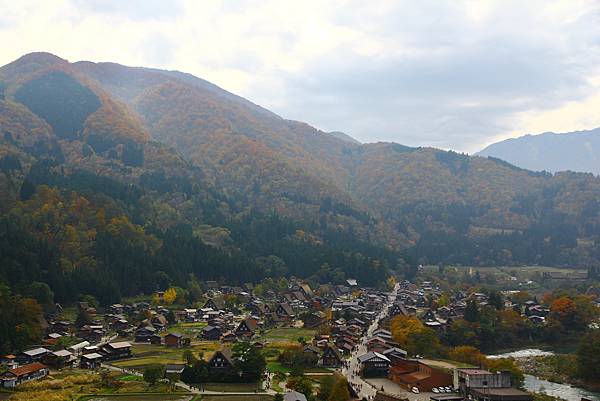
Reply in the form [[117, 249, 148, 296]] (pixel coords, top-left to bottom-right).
[[260, 327, 316, 343], [266, 361, 290, 374], [6, 370, 188, 401], [203, 382, 262, 392], [81, 395, 192, 401], [201, 395, 272, 401], [117, 375, 142, 381], [111, 342, 221, 370], [58, 306, 78, 322], [168, 322, 208, 336]]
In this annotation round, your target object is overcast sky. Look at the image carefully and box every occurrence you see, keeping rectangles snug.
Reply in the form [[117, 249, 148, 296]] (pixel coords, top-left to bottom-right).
[[1, 0, 599, 153]]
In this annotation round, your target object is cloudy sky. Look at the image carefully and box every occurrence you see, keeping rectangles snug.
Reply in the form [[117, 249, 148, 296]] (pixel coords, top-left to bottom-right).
[[1, 0, 599, 152]]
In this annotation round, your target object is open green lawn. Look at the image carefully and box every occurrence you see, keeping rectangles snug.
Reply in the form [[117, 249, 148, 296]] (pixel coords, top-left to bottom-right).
[[266, 361, 290, 374], [117, 375, 142, 381], [168, 322, 207, 336], [260, 327, 316, 343]]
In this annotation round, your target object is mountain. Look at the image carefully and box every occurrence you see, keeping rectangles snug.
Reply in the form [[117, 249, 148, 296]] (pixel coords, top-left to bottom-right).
[[328, 131, 361, 144], [477, 127, 600, 175], [1, 52, 600, 307]]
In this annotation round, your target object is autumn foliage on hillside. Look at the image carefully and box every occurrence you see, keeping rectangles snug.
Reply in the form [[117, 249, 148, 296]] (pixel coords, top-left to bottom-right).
[[3, 52, 600, 310]]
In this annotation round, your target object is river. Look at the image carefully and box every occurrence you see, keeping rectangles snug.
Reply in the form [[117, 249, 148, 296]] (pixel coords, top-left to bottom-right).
[[488, 349, 600, 401], [524, 374, 600, 401]]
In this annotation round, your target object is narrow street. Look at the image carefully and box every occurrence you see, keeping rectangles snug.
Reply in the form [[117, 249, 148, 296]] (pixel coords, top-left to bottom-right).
[[342, 283, 399, 400]]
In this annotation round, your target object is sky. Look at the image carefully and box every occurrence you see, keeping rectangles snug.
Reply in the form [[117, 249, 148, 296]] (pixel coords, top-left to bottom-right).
[[1, 0, 599, 153]]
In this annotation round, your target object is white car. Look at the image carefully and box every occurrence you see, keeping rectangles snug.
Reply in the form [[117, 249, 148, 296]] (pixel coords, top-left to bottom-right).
[[432, 388, 440, 394], [411, 387, 420, 394]]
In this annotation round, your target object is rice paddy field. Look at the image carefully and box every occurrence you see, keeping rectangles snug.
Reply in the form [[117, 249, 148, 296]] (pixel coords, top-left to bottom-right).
[[167, 322, 208, 336], [111, 342, 221, 370], [259, 327, 316, 343], [201, 395, 272, 401], [203, 382, 262, 392], [84, 396, 193, 401], [3, 370, 189, 401]]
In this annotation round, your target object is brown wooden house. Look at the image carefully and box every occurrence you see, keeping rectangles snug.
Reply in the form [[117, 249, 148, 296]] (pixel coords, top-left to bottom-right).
[[164, 332, 190, 347], [208, 349, 234, 373], [321, 344, 343, 367], [235, 317, 258, 338]]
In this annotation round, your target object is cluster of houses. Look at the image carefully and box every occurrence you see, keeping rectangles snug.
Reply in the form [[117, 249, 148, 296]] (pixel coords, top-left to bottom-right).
[[0, 341, 132, 387], [3, 274, 579, 395], [0, 277, 374, 387], [354, 282, 533, 401], [380, 280, 566, 330]]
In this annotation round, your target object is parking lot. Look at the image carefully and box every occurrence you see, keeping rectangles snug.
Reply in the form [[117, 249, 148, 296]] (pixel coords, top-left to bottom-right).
[[365, 378, 438, 401]]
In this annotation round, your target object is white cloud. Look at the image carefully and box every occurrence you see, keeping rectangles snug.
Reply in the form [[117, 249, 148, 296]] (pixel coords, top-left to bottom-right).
[[0, 0, 599, 152]]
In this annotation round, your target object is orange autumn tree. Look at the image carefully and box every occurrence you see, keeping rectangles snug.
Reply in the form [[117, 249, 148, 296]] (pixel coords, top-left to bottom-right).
[[448, 345, 486, 366], [550, 297, 576, 323], [551, 296, 575, 312]]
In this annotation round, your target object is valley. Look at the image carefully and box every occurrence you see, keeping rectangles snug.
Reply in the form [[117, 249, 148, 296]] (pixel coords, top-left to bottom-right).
[[0, 53, 599, 401]]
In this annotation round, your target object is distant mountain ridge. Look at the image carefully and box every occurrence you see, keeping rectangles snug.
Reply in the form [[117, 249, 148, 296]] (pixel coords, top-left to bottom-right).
[[477, 127, 600, 175]]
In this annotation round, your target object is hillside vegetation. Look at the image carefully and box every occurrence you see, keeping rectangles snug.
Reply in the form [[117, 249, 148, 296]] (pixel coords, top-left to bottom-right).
[[1, 52, 600, 307]]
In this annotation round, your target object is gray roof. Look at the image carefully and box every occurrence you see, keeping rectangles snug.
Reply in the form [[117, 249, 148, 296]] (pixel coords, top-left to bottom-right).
[[357, 351, 390, 363], [52, 349, 73, 357], [108, 341, 131, 349], [68, 341, 90, 351], [82, 352, 103, 360], [284, 390, 308, 401], [165, 364, 186, 373], [23, 347, 50, 356]]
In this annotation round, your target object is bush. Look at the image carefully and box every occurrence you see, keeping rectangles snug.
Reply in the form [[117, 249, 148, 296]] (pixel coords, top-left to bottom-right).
[[143, 364, 165, 385]]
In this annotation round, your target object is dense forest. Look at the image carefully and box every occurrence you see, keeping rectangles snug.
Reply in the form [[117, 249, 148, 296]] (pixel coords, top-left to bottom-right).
[[0, 169, 395, 305], [1, 52, 600, 309]]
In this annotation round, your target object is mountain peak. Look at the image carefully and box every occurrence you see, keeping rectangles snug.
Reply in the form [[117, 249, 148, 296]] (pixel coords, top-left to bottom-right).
[[328, 131, 361, 145], [10, 52, 68, 67]]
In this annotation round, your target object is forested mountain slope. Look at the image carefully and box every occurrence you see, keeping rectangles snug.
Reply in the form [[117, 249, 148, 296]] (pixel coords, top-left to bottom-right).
[[0, 53, 397, 305], [1, 52, 600, 306]]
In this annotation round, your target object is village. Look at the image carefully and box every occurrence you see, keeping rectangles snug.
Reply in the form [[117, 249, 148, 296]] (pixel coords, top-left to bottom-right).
[[0, 272, 573, 401]]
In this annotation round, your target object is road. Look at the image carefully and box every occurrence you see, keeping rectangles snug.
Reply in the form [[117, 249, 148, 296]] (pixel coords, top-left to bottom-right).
[[341, 283, 400, 400]]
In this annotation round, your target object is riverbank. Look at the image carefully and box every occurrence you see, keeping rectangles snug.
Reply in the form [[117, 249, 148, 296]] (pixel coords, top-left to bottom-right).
[[518, 355, 578, 386], [487, 349, 600, 400]]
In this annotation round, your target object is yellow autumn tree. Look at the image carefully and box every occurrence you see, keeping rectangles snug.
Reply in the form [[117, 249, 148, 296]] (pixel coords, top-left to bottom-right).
[[163, 288, 177, 305], [390, 315, 424, 346]]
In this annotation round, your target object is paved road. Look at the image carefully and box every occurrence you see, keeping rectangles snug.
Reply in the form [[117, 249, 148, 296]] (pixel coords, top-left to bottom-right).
[[341, 284, 400, 400]]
